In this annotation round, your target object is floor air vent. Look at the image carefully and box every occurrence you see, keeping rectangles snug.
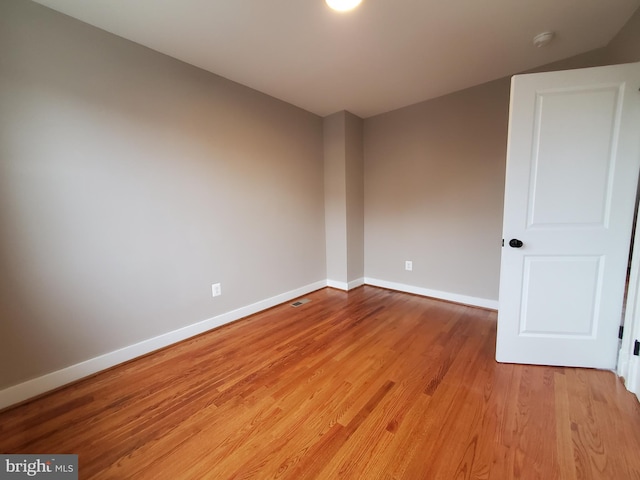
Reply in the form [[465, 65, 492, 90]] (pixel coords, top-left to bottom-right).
[[291, 298, 311, 307]]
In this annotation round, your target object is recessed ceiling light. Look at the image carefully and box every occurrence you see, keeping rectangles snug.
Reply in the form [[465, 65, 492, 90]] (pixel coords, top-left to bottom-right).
[[326, 0, 363, 12]]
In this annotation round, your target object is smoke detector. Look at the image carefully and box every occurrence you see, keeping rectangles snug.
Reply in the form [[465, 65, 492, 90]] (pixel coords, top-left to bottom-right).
[[533, 31, 555, 48]]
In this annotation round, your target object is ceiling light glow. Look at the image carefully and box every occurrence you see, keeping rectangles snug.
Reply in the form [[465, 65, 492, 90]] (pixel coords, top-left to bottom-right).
[[326, 0, 363, 12]]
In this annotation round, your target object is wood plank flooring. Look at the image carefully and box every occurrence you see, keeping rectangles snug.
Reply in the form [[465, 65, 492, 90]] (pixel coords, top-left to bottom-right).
[[1, 286, 640, 479]]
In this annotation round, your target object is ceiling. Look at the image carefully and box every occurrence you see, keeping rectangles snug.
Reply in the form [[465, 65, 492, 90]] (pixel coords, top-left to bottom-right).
[[32, 0, 640, 118]]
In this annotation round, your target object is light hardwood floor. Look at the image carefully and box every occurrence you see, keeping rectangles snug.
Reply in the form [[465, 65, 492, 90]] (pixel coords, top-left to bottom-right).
[[1, 286, 640, 479]]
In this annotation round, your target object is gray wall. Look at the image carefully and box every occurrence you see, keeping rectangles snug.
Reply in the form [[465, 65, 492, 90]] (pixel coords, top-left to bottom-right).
[[324, 111, 364, 287], [0, 0, 326, 389], [363, 7, 640, 303], [345, 112, 364, 284], [323, 112, 348, 284], [606, 6, 640, 64], [364, 79, 510, 301]]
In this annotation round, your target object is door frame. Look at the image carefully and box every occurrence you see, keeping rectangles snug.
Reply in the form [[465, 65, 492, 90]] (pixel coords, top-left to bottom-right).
[[618, 194, 640, 399]]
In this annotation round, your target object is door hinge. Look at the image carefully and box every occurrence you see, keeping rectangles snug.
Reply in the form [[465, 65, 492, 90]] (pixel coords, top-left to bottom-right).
[[502, 239, 504, 247], [619, 325, 624, 339], [634, 340, 640, 356]]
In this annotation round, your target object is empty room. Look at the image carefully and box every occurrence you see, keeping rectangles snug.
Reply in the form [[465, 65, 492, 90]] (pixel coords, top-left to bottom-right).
[[1, 0, 640, 478]]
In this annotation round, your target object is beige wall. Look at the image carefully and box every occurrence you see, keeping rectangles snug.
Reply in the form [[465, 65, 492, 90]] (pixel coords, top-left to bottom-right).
[[0, 0, 326, 389]]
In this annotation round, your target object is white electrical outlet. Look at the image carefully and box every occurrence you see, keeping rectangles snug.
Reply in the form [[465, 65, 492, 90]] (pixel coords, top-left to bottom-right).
[[405, 261, 413, 271], [212, 283, 222, 297]]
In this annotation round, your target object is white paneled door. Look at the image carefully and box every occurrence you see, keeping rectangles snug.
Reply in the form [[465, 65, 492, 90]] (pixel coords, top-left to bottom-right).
[[497, 62, 640, 369]]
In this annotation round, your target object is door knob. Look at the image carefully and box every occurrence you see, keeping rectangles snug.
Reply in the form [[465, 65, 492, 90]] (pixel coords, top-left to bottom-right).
[[509, 239, 524, 248]]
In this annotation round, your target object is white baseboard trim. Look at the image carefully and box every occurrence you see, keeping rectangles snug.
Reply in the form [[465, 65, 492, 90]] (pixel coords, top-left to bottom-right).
[[0, 280, 326, 411], [0, 277, 497, 409], [364, 277, 499, 310], [618, 347, 630, 380], [327, 277, 365, 291], [326, 279, 348, 290]]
